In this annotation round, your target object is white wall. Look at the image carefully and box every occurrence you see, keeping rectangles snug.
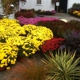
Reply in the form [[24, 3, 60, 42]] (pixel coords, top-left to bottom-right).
[[0, 0, 3, 14], [20, 0, 55, 11]]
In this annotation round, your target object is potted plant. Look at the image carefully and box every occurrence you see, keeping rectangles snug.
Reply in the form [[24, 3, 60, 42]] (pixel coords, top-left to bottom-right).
[[42, 49, 80, 80], [0, 43, 18, 71]]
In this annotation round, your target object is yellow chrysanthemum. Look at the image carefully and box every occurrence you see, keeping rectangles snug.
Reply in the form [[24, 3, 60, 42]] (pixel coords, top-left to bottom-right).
[[6, 67, 10, 70], [21, 25, 53, 57], [0, 43, 18, 68]]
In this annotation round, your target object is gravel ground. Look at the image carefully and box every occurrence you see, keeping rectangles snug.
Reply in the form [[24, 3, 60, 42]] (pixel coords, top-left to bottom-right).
[[42, 13, 80, 21]]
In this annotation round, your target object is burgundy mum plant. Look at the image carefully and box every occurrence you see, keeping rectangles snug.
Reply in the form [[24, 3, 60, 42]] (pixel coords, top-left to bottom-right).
[[35, 10, 56, 15], [41, 38, 65, 53], [17, 16, 58, 25], [15, 11, 35, 18]]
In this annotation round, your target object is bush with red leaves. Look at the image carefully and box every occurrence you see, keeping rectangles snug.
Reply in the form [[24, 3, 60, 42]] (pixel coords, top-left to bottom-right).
[[15, 11, 35, 18]]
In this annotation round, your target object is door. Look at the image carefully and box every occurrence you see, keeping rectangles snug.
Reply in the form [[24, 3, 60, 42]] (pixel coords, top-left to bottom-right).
[[60, 0, 67, 13]]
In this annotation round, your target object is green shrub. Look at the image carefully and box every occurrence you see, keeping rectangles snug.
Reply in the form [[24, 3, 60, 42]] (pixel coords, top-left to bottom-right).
[[72, 3, 80, 8], [68, 20, 80, 31]]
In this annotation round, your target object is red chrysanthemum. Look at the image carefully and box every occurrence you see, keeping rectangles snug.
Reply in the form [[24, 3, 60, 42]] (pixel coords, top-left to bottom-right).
[[41, 38, 65, 53]]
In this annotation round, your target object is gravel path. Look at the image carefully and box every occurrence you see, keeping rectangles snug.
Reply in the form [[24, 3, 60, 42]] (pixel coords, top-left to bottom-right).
[[42, 13, 80, 21]]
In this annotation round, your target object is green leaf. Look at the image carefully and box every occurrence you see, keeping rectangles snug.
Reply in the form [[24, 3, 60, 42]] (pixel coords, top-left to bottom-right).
[[42, 49, 80, 80]]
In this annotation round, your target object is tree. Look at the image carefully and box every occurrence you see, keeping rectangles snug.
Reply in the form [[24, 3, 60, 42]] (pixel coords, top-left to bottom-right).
[[1, 0, 19, 15]]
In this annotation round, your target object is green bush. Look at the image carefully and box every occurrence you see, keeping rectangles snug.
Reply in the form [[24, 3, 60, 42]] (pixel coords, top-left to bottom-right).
[[68, 20, 80, 31], [72, 3, 80, 8]]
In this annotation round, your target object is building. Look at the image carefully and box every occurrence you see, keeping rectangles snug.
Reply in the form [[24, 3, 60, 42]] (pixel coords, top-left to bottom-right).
[[0, 0, 80, 14], [20, 0, 80, 13], [0, 0, 3, 14]]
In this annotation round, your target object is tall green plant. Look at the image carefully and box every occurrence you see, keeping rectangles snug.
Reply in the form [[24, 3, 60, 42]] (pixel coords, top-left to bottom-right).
[[42, 50, 80, 80]]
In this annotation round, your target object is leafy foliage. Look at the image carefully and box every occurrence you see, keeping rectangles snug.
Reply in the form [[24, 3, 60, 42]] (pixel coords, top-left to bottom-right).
[[68, 20, 80, 31], [37, 20, 75, 37], [62, 30, 80, 58], [42, 49, 80, 80], [15, 11, 35, 18], [35, 9, 56, 15]]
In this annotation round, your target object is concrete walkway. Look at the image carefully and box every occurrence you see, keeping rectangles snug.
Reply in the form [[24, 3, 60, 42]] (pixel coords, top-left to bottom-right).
[[44, 13, 80, 21]]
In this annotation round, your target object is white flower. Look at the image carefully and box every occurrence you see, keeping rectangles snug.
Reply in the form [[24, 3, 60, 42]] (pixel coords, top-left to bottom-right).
[[60, 19, 68, 22]]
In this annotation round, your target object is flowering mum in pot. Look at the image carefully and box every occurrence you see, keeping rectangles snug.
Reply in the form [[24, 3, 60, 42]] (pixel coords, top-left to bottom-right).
[[0, 18, 26, 70], [0, 18, 26, 39], [0, 43, 18, 70], [6, 24, 53, 57], [41, 38, 65, 54], [0, 18, 53, 68], [20, 24, 53, 57]]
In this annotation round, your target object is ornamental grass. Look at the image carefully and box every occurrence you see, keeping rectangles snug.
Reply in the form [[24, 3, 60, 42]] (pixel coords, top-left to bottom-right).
[[22, 59, 47, 80], [42, 50, 80, 80]]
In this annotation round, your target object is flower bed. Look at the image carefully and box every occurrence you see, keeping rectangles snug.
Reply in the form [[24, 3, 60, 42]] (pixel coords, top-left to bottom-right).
[[37, 19, 80, 58], [0, 17, 80, 71], [68, 3, 80, 18], [17, 16, 58, 25], [37, 20, 76, 37], [20, 9, 56, 15], [0, 18, 53, 70], [35, 9, 56, 15], [72, 10, 80, 18]]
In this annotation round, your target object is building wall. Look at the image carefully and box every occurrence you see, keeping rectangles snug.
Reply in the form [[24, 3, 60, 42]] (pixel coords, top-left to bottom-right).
[[20, 0, 55, 11], [0, 0, 3, 14], [20, 0, 80, 11], [0, 0, 80, 14]]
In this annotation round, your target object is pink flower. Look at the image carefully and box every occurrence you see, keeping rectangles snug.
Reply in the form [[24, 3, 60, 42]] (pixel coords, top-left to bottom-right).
[[17, 16, 58, 25]]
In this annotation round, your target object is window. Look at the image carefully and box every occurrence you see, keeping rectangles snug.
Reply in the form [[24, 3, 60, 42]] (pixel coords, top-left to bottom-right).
[[37, 0, 41, 4], [20, 0, 26, 2]]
